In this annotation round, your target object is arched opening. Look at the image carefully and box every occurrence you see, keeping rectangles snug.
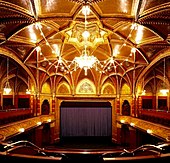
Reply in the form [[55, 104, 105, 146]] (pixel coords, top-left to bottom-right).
[[41, 99, 50, 115]]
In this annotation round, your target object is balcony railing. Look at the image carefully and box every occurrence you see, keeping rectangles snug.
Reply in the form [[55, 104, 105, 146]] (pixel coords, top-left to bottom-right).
[[139, 109, 170, 127], [0, 108, 33, 125]]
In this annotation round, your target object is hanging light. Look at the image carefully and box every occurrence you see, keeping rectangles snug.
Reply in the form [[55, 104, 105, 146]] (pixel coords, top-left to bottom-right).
[[73, 4, 98, 76], [26, 88, 31, 94], [160, 58, 169, 95], [141, 89, 146, 95], [141, 77, 146, 95], [34, 2, 139, 75], [74, 49, 98, 75], [4, 57, 12, 94], [26, 76, 31, 94]]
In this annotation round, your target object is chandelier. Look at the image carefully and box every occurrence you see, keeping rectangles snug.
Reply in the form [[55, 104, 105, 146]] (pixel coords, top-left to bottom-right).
[[74, 49, 98, 75], [34, 2, 138, 76], [72, 4, 99, 75], [4, 57, 12, 94], [160, 58, 169, 95]]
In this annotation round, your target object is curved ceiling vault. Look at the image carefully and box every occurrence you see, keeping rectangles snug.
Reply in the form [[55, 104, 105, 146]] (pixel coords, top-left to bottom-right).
[[0, 0, 170, 94]]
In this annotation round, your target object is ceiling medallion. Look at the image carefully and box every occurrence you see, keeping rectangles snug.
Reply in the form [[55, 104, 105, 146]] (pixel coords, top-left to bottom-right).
[[68, 0, 104, 4]]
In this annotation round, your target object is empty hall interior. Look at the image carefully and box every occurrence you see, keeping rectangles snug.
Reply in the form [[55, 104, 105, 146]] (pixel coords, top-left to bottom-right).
[[0, 0, 170, 162]]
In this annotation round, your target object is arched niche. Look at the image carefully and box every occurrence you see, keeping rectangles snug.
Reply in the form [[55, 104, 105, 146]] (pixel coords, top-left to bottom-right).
[[56, 81, 71, 94], [76, 78, 96, 94], [101, 83, 116, 95], [121, 83, 131, 95], [41, 82, 51, 94]]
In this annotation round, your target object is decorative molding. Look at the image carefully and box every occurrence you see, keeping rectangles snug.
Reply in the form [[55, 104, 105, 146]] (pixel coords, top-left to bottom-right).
[[0, 114, 55, 141]]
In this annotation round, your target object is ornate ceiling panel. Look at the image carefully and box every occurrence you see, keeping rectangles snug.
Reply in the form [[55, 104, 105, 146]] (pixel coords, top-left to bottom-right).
[[0, 0, 170, 94]]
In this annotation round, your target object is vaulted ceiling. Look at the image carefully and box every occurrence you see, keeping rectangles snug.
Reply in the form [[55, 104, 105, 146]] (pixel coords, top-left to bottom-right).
[[0, 0, 170, 94]]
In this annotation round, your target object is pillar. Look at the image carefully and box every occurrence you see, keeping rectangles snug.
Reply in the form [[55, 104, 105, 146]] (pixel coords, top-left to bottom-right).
[[35, 126, 43, 147]]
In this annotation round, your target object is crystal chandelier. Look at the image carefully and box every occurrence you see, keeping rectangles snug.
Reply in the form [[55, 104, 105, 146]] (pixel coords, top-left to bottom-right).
[[73, 4, 99, 75], [34, 1, 138, 76], [4, 57, 12, 94], [160, 58, 169, 95], [74, 49, 98, 75]]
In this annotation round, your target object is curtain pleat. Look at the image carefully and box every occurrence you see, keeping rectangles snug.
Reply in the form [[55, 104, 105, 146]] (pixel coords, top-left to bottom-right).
[[60, 106, 112, 137]]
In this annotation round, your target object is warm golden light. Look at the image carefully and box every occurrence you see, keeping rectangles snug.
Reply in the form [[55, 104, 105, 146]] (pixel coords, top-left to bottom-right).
[[4, 83, 11, 94], [147, 129, 152, 134], [82, 5, 90, 15], [26, 77, 31, 94], [37, 122, 42, 125], [160, 58, 169, 95], [47, 119, 51, 122], [160, 89, 169, 95], [4, 58, 11, 94], [120, 119, 125, 123], [19, 128, 25, 133], [135, 25, 143, 44], [130, 122, 135, 126], [72, 4, 99, 76], [29, 24, 37, 43], [74, 50, 98, 75], [82, 30, 90, 39], [141, 89, 146, 95], [34, 3, 138, 75], [26, 88, 31, 94]]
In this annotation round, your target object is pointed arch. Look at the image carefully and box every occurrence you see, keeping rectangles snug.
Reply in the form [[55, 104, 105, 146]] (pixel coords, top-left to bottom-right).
[[101, 82, 116, 95], [121, 83, 131, 95], [42, 82, 51, 94], [56, 81, 71, 94], [76, 78, 96, 94]]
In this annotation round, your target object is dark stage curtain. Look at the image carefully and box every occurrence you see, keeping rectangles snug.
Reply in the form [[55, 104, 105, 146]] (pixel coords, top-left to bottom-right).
[[60, 103, 112, 137]]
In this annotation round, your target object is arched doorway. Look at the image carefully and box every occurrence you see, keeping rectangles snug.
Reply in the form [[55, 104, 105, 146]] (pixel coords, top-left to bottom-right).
[[41, 99, 50, 115]]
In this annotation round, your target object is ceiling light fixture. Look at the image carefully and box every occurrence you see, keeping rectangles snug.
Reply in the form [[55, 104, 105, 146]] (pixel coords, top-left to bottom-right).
[[72, 5, 99, 75], [160, 58, 169, 95], [141, 77, 146, 95], [26, 76, 31, 94], [34, 4, 138, 76], [4, 57, 12, 94]]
